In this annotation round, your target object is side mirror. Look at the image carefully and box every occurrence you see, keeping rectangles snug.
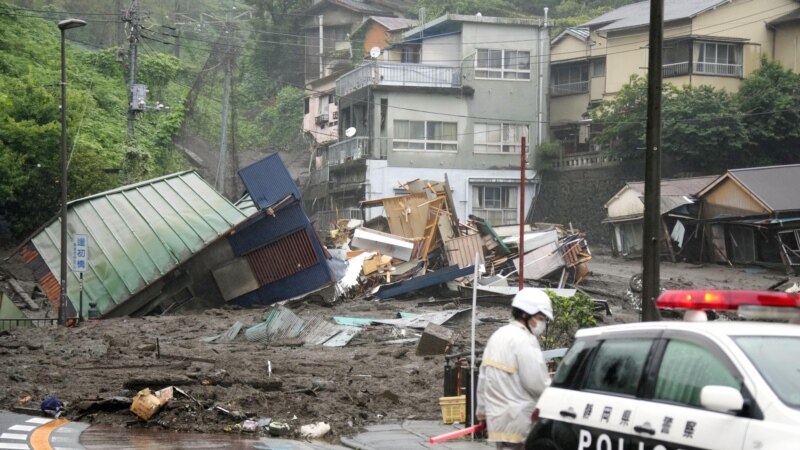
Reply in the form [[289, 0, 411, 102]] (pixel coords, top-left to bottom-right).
[[700, 385, 744, 413]]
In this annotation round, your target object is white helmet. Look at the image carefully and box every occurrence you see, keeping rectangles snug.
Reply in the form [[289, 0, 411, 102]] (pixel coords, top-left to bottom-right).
[[511, 288, 553, 320]]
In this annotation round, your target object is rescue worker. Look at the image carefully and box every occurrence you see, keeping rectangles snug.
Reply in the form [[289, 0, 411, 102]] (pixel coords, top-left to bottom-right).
[[476, 288, 553, 449]]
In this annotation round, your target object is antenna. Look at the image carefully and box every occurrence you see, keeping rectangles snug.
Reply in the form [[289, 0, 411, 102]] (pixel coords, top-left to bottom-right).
[[369, 46, 381, 59]]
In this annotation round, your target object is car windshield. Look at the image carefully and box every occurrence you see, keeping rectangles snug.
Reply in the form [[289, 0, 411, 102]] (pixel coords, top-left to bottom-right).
[[734, 336, 800, 409]]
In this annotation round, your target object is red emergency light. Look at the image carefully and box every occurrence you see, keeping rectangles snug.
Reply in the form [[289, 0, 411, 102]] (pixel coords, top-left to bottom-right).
[[657, 290, 800, 310], [657, 290, 800, 322]]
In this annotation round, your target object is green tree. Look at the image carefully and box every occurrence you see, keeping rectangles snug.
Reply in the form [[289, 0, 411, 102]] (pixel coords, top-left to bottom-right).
[[737, 57, 800, 165], [591, 74, 647, 159], [593, 75, 744, 170]]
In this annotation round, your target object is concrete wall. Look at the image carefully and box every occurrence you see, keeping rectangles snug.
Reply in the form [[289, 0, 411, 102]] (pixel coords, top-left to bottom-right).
[[531, 162, 644, 247], [421, 33, 461, 66]]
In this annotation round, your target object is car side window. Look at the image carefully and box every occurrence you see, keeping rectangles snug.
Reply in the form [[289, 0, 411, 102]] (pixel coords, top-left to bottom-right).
[[654, 339, 741, 408], [552, 339, 590, 388], [583, 338, 653, 396]]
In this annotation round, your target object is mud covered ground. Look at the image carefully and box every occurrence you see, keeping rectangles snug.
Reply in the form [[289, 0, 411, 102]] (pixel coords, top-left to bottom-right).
[[0, 249, 794, 444]]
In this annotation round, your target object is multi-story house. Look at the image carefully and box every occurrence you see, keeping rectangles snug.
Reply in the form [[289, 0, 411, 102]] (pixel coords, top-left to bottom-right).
[[309, 14, 549, 227], [301, 2, 414, 223], [549, 0, 800, 167], [302, 0, 413, 84]]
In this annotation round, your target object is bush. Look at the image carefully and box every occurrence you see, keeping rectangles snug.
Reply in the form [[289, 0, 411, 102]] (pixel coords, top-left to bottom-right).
[[540, 290, 597, 350]]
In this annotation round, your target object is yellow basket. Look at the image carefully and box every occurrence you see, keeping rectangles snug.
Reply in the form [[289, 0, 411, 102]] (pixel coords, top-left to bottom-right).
[[439, 395, 466, 424]]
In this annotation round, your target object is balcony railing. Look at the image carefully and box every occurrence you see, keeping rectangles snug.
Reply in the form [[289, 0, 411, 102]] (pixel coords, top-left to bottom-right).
[[550, 151, 618, 170], [315, 113, 329, 125], [550, 81, 589, 97], [662, 61, 690, 78], [694, 62, 742, 77], [328, 137, 392, 166], [337, 62, 462, 97], [328, 137, 370, 166]]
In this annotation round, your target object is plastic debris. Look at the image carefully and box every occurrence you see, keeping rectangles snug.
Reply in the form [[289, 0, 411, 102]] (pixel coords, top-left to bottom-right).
[[299, 421, 331, 439]]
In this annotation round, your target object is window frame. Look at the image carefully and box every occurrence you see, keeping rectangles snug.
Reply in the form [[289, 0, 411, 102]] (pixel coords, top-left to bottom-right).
[[393, 119, 458, 152], [693, 41, 743, 78], [471, 185, 519, 226], [579, 337, 657, 398], [474, 122, 530, 154], [475, 48, 531, 81], [550, 62, 590, 96]]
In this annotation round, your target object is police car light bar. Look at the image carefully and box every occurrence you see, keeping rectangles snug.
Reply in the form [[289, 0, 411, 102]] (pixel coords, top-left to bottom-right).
[[657, 290, 800, 322], [657, 290, 800, 310]]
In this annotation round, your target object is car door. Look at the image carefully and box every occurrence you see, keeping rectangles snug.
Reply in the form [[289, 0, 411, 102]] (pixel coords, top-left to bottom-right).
[[630, 333, 752, 450], [533, 333, 659, 450]]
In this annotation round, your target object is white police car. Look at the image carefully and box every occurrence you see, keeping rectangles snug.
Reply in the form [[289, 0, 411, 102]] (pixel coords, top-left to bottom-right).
[[525, 289, 800, 450]]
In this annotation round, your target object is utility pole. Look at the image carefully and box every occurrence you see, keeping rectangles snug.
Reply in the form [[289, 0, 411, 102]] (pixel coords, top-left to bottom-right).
[[123, 0, 141, 141], [641, 0, 664, 322]]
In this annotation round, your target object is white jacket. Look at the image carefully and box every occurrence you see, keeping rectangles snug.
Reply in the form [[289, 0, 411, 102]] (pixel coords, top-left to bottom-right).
[[476, 320, 550, 443]]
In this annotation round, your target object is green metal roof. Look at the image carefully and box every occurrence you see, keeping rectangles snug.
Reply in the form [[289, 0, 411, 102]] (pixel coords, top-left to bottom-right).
[[31, 171, 248, 316]]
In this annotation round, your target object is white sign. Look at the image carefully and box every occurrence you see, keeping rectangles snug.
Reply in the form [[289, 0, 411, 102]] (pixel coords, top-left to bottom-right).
[[73, 234, 89, 273]]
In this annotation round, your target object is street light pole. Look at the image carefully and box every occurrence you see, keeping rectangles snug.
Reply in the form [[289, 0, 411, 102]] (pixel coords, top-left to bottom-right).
[[58, 18, 86, 326]]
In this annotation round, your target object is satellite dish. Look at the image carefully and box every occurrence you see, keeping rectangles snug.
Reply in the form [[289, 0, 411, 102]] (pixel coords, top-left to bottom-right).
[[345, 127, 357, 138], [369, 46, 381, 59], [476, 12, 482, 17]]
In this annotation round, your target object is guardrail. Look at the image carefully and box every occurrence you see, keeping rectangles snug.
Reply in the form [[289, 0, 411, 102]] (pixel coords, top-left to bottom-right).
[[0, 317, 59, 330]]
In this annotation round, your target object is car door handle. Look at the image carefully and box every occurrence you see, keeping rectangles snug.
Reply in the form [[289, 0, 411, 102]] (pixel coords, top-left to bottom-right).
[[559, 409, 577, 418], [634, 424, 656, 435]]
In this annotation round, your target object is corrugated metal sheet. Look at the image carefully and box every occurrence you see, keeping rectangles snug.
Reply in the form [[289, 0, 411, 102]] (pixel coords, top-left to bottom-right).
[[444, 233, 484, 268], [238, 153, 301, 210], [247, 229, 319, 285], [244, 306, 360, 347], [26, 171, 247, 318], [228, 202, 310, 256]]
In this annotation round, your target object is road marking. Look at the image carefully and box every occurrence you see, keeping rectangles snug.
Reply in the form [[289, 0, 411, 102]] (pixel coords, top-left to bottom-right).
[[0, 443, 30, 450], [7, 426, 35, 432], [0, 434, 27, 441], [30, 418, 68, 450], [24, 419, 51, 425]]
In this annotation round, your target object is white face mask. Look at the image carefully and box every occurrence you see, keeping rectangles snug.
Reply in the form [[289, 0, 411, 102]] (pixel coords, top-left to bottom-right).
[[531, 318, 546, 336]]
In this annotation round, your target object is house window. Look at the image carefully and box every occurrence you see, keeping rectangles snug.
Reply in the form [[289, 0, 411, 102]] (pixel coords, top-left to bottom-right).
[[551, 63, 589, 96], [402, 46, 420, 63], [694, 42, 742, 77], [475, 49, 531, 80], [393, 120, 457, 151], [304, 98, 310, 114], [474, 123, 529, 154], [472, 185, 518, 225], [662, 40, 691, 77], [592, 59, 606, 78]]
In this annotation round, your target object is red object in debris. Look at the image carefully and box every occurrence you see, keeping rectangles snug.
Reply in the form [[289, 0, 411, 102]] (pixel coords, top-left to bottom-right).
[[429, 422, 486, 444]]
